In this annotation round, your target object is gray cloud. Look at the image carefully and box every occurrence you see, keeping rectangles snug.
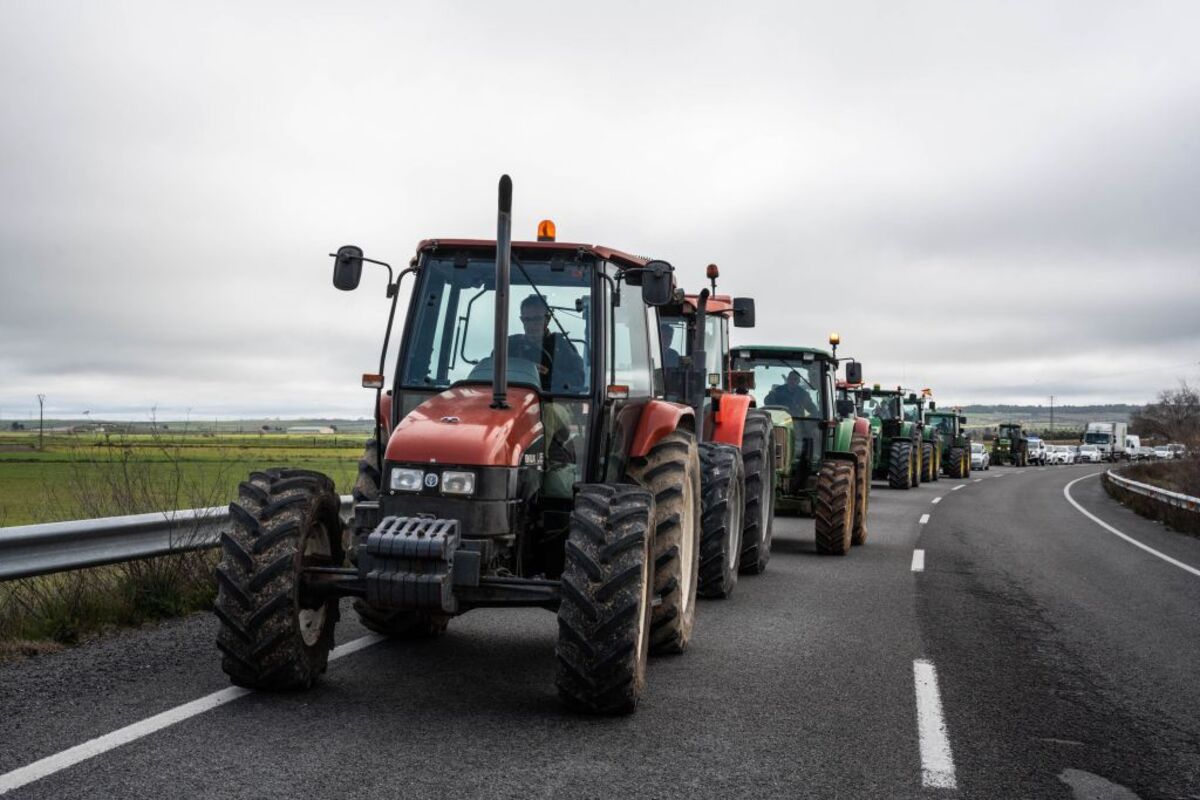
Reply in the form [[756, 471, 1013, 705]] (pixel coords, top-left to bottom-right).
[[2, 0, 1198, 418]]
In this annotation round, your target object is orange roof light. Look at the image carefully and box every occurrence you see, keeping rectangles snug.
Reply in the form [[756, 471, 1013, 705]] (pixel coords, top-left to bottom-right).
[[537, 219, 556, 242], [828, 332, 840, 346], [706, 263, 720, 280]]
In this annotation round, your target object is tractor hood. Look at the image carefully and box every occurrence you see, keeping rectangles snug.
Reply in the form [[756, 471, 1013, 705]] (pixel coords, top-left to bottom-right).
[[385, 385, 543, 467]]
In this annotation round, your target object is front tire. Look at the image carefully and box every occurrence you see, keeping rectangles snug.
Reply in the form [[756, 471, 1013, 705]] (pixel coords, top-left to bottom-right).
[[556, 483, 654, 715], [738, 410, 776, 575], [850, 434, 871, 546], [697, 443, 745, 599], [626, 429, 702, 655], [922, 442, 935, 483], [814, 460, 855, 555], [889, 440, 913, 489], [215, 469, 343, 690]]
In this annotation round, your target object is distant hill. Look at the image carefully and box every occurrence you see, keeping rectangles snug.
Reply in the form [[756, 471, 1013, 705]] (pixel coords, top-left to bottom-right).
[[959, 404, 1136, 434]]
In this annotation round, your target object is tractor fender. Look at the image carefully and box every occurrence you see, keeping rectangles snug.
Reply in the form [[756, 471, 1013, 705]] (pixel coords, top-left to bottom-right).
[[852, 416, 871, 440], [829, 418, 857, 455], [385, 385, 543, 467], [823, 451, 858, 466], [629, 400, 695, 458], [709, 393, 753, 447]]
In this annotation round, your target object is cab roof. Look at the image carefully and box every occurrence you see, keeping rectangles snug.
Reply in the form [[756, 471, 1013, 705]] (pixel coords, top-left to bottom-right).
[[680, 294, 734, 315], [415, 239, 651, 270], [735, 344, 834, 361]]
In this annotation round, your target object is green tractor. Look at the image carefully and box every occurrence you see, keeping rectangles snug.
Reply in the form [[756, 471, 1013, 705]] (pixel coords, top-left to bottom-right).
[[903, 392, 940, 484], [730, 337, 873, 555], [860, 386, 923, 490], [926, 409, 971, 479], [992, 422, 1029, 466]]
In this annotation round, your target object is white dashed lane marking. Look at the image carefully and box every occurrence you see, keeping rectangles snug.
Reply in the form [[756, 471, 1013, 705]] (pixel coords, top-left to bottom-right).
[[912, 549, 925, 572], [919, 514, 931, 524], [914, 659, 958, 789]]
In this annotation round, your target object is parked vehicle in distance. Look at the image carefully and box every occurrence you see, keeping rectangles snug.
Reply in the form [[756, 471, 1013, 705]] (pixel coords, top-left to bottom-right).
[[1083, 421, 1128, 461], [1153, 446, 1174, 459], [1125, 434, 1141, 460], [1027, 436, 1047, 466], [1168, 443, 1187, 458], [1078, 444, 1104, 463], [970, 441, 990, 470]]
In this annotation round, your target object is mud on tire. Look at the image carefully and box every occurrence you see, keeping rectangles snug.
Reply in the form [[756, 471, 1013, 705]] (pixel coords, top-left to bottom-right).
[[625, 429, 701, 655], [215, 468, 343, 690], [697, 442, 745, 599], [888, 440, 914, 490], [556, 483, 654, 715], [814, 460, 856, 555], [738, 409, 776, 575]]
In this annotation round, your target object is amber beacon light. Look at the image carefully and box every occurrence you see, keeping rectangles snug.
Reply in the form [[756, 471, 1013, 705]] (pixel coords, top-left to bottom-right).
[[537, 219, 556, 242]]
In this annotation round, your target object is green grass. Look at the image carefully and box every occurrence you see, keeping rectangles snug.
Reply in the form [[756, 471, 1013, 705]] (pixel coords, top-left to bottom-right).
[[0, 430, 367, 656]]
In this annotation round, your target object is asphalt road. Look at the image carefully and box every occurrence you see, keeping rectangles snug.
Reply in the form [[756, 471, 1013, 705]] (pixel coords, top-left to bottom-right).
[[2, 463, 1198, 798]]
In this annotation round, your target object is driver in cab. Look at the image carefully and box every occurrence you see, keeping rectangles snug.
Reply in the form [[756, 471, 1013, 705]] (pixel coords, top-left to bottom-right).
[[765, 370, 819, 417], [507, 294, 585, 392]]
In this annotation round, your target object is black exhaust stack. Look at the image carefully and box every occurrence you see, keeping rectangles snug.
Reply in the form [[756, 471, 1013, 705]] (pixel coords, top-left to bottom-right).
[[492, 175, 513, 409]]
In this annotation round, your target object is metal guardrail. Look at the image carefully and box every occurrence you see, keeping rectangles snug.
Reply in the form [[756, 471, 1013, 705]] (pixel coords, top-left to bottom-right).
[[0, 497, 353, 582], [1105, 469, 1200, 513]]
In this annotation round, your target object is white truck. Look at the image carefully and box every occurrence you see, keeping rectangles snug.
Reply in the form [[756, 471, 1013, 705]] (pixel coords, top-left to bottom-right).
[[1084, 421, 1128, 462], [1125, 434, 1141, 461]]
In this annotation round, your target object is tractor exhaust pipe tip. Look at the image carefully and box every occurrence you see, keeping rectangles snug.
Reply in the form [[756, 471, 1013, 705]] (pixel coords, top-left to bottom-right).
[[499, 174, 512, 214]]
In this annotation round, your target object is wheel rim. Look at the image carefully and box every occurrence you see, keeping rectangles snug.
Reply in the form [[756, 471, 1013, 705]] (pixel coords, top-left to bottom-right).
[[678, 464, 697, 608], [298, 521, 331, 648], [729, 473, 745, 571]]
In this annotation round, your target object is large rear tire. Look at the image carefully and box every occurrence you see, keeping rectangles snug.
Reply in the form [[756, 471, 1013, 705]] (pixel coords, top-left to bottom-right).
[[625, 429, 701, 655], [921, 442, 935, 483], [738, 410, 776, 574], [697, 443, 745, 599], [888, 440, 913, 490], [349, 438, 450, 638], [556, 483, 654, 715], [215, 469, 343, 690], [850, 434, 870, 546], [814, 460, 855, 555]]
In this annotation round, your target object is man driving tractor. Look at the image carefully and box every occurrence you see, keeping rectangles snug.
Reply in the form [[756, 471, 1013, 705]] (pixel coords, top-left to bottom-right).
[[507, 294, 585, 392]]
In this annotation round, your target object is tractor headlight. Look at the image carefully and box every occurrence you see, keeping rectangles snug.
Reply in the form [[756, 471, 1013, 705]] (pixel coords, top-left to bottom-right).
[[441, 470, 476, 496], [389, 467, 425, 492]]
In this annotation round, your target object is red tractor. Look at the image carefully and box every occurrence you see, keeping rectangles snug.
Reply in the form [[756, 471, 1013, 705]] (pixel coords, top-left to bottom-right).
[[657, 267, 775, 597], [214, 177, 705, 714]]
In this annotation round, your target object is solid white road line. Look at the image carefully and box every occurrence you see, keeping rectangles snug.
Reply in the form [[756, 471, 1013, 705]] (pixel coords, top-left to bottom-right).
[[931, 497, 942, 504], [973, 478, 982, 483], [914, 659, 957, 789], [912, 549, 925, 572], [1063, 474, 1200, 579], [0, 634, 385, 795], [951, 485, 965, 492], [919, 514, 931, 524]]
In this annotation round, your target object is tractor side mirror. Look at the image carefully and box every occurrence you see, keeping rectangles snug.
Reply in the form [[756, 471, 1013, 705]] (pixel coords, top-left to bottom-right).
[[332, 245, 364, 291], [960, 416, 967, 426], [729, 369, 756, 392], [640, 260, 674, 306], [836, 399, 856, 418], [929, 401, 936, 411], [845, 362, 862, 384], [732, 297, 756, 328], [861, 388, 873, 400]]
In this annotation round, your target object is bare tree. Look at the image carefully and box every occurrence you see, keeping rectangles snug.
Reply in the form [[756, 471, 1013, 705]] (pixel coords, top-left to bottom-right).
[[1131, 381, 1200, 446]]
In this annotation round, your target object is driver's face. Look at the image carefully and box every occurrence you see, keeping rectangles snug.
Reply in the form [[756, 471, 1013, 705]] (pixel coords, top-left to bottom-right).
[[787, 374, 801, 387], [520, 308, 548, 339]]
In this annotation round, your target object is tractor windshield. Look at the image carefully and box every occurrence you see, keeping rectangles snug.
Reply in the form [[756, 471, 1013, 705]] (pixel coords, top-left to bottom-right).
[[399, 255, 592, 395], [903, 402, 922, 422], [743, 358, 821, 418], [862, 395, 901, 420], [930, 416, 956, 435]]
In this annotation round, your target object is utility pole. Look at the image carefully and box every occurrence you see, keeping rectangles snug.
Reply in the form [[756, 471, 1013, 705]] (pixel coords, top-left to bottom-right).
[[1050, 395, 1054, 436], [36, 394, 45, 450]]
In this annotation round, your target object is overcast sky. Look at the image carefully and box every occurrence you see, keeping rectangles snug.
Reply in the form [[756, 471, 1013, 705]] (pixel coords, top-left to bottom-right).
[[2, 1, 1198, 421]]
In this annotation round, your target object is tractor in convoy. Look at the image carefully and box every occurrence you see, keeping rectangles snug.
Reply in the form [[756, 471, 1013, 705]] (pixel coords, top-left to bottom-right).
[[992, 422, 1029, 466], [860, 386, 924, 490], [656, 265, 774, 594], [926, 408, 971, 479], [213, 176, 708, 715], [903, 391, 940, 484], [730, 336, 872, 555]]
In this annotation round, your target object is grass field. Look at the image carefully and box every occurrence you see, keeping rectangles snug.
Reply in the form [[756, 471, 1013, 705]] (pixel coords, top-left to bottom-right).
[[0, 431, 364, 526]]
